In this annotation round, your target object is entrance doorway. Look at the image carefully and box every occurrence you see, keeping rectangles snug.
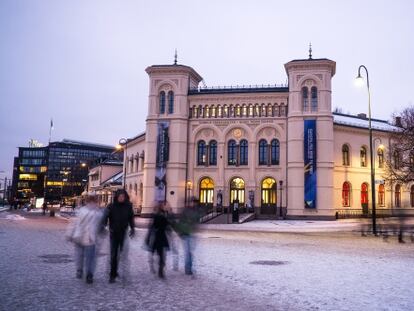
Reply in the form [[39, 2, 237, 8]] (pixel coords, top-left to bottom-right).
[[230, 177, 245, 211], [199, 177, 214, 211], [261, 177, 277, 215]]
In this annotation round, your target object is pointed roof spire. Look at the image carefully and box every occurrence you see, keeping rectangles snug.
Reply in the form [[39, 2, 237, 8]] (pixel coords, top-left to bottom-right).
[[308, 42, 312, 59], [174, 49, 178, 65]]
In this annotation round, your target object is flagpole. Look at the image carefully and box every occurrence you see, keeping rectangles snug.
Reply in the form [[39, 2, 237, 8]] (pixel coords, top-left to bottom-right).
[[49, 118, 53, 144]]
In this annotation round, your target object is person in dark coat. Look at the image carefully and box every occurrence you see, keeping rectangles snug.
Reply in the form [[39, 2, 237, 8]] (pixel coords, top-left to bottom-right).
[[146, 203, 170, 279], [101, 189, 135, 283]]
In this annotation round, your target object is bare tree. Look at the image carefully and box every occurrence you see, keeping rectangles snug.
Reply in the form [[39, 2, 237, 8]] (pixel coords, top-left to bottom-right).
[[384, 106, 414, 184]]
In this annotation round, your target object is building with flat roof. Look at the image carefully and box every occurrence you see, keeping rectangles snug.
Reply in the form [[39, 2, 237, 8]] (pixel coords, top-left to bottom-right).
[[11, 139, 116, 204]]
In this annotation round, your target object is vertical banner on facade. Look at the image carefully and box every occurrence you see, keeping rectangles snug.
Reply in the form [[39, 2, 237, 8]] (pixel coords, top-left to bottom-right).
[[155, 121, 169, 202], [304, 120, 317, 208]]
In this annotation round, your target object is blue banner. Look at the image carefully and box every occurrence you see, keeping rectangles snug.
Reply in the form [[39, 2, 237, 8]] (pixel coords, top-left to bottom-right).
[[155, 121, 169, 202], [304, 120, 317, 208]]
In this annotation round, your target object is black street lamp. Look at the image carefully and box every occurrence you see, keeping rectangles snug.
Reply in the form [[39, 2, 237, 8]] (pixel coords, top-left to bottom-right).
[[117, 138, 128, 189], [356, 65, 377, 235]]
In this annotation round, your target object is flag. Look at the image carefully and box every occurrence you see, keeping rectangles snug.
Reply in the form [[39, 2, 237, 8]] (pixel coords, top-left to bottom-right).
[[50, 118, 54, 130]]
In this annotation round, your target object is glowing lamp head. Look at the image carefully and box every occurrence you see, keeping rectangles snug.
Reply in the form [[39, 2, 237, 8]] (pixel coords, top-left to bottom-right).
[[115, 144, 122, 150], [355, 74, 365, 88]]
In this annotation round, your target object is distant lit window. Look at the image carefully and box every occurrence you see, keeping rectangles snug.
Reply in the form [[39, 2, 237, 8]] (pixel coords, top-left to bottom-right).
[[395, 184, 401, 207], [197, 140, 207, 165], [342, 182, 351, 207], [378, 184, 385, 206]]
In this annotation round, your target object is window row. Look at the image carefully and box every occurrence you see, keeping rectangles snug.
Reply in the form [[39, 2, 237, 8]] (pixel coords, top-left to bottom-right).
[[126, 152, 144, 174], [190, 103, 287, 119], [196, 139, 280, 166], [342, 182, 414, 208], [159, 91, 174, 114], [342, 145, 385, 168]]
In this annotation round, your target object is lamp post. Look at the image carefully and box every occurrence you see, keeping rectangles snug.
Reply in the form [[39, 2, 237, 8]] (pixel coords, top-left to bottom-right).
[[117, 138, 128, 189], [279, 180, 283, 219], [355, 65, 377, 235]]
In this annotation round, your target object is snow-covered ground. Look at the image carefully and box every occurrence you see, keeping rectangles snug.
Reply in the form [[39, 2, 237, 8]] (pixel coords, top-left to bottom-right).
[[1, 211, 413, 310]]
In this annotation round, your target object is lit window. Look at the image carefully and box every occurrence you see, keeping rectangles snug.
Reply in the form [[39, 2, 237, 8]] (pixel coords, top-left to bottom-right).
[[378, 148, 384, 168], [342, 182, 351, 207], [378, 184, 385, 206], [395, 184, 401, 207]]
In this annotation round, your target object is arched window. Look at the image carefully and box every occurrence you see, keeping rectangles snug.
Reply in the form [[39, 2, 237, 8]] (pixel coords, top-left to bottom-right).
[[228, 140, 237, 166], [261, 104, 266, 117], [235, 105, 241, 117], [393, 150, 400, 169], [395, 184, 401, 207], [242, 104, 247, 117], [411, 185, 414, 208], [239, 139, 248, 165], [378, 184, 385, 206], [267, 104, 273, 116], [410, 153, 414, 169], [361, 183, 369, 206], [134, 183, 138, 196], [311, 86, 318, 111], [159, 91, 166, 114], [217, 105, 222, 118], [193, 106, 198, 118], [197, 140, 207, 165], [360, 146, 367, 167], [210, 105, 216, 118], [209, 140, 217, 166], [259, 139, 268, 165], [167, 91, 174, 114], [198, 105, 203, 118], [229, 105, 235, 117], [342, 182, 351, 207], [199, 177, 214, 207], [302, 87, 309, 110], [248, 104, 253, 117], [223, 105, 228, 117], [204, 105, 209, 118], [254, 104, 260, 117], [342, 145, 350, 166], [378, 148, 384, 168], [271, 139, 280, 165]]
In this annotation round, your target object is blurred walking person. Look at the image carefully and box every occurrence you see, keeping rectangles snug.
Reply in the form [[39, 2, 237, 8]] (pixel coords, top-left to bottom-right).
[[146, 203, 170, 279], [101, 189, 135, 283], [175, 198, 199, 276], [66, 193, 102, 284]]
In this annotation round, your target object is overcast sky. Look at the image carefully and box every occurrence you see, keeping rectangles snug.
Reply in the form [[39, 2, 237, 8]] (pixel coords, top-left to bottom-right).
[[1, 0, 413, 178]]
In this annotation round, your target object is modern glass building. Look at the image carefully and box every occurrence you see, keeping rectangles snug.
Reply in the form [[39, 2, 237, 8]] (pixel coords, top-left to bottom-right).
[[12, 139, 116, 204]]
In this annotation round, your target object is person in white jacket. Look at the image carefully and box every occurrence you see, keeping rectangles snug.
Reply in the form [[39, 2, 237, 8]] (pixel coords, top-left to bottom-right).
[[67, 193, 102, 284]]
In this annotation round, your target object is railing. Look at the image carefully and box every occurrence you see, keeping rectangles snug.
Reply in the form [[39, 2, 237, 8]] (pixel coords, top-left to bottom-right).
[[189, 83, 288, 93], [336, 208, 414, 219], [199, 205, 223, 223]]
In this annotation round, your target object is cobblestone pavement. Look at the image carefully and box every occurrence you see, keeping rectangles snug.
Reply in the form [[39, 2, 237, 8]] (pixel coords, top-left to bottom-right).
[[1, 211, 414, 311]]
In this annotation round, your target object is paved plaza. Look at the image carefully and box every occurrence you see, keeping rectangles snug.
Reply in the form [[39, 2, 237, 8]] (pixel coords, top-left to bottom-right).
[[1, 210, 414, 311]]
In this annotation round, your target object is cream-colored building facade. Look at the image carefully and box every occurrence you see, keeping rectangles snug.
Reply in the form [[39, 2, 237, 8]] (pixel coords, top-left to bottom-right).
[[121, 55, 412, 220]]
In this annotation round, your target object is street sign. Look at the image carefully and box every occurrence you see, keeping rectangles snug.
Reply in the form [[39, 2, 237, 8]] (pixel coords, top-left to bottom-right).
[[375, 179, 385, 184]]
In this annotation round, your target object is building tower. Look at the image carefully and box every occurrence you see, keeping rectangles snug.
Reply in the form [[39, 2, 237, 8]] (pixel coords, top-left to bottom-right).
[[284, 56, 336, 219], [142, 63, 203, 215]]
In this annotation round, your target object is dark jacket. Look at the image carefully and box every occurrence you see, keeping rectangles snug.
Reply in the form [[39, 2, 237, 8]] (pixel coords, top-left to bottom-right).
[[102, 202, 135, 236], [147, 211, 170, 251]]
